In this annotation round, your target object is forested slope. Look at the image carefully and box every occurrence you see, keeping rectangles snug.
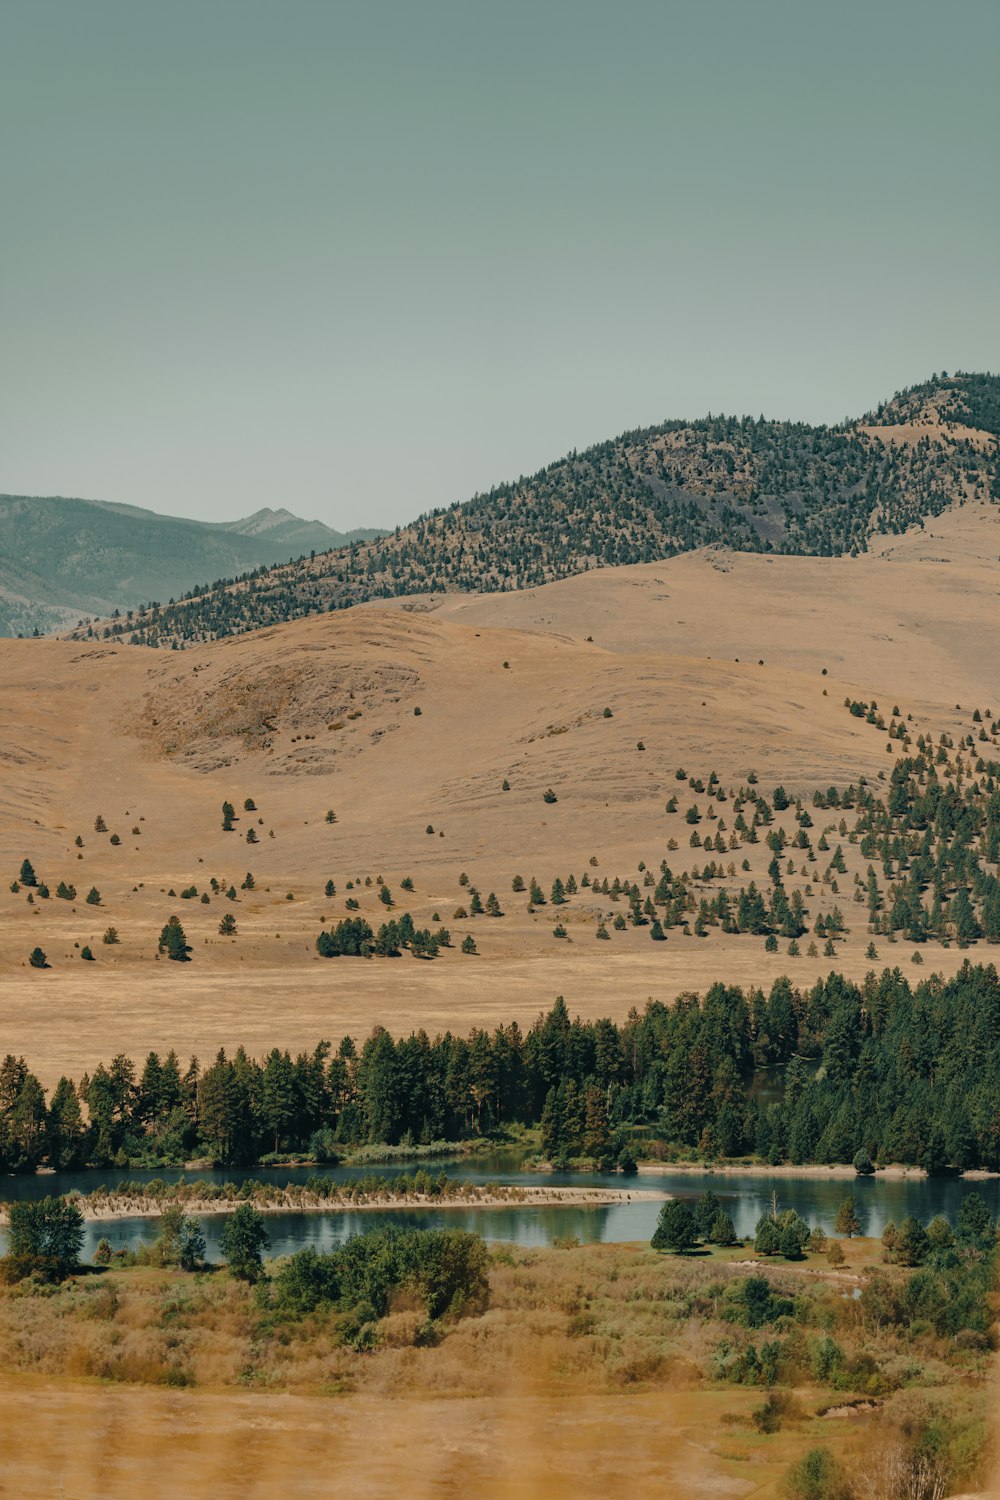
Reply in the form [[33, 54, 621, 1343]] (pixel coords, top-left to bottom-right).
[[79, 371, 999, 648]]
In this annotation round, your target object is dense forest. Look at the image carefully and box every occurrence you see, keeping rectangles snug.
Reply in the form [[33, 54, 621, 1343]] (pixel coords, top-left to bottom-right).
[[3, 962, 1000, 1175], [67, 372, 999, 648]]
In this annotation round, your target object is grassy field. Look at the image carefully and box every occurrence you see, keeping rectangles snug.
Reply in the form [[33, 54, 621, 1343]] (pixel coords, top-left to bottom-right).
[[0, 1236, 992, 1499]]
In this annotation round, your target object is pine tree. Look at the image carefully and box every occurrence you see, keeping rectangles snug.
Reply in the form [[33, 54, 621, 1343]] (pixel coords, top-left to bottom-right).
[[951, 887, 981, 945], [651, 1200, 697, 1253], [834, 1195, 860, 1238], [158, 916, 190, 962]]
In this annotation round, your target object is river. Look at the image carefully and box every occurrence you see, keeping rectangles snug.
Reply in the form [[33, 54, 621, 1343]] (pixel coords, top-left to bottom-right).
[[1, 1155, 996, 1260]]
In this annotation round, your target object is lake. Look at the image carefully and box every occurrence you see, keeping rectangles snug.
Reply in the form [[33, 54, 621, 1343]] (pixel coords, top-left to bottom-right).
[[2, 1156, 997, 1261]]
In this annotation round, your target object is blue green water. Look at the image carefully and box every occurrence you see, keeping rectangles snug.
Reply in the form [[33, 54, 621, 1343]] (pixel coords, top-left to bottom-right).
[[2, 1155, 996, 1260]]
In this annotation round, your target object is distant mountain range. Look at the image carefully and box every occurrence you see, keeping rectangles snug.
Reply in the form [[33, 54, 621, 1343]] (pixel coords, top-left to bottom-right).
[[0, 496, 384, 637], [73, 371, 999, 649]]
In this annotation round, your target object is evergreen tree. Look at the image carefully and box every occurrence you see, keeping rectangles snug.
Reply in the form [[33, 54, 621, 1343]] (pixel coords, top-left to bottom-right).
[[834, 1195, 860, 1238], [158, 917, 190, 962], [651, 1199, 697, 1253]]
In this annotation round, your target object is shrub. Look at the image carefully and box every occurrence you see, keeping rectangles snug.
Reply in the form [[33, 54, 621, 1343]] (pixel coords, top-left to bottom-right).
[[4, 1197, 84, 1280], [784, 1447, 848, 1500], [268, 1228, 489, 1324], [730, 1274, 793, 1328], [144, 1205, 205, 1271]]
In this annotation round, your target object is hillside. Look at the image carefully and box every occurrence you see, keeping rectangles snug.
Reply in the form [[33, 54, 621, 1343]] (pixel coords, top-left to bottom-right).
[[0, 495, 383, 638], [3, 497, 999, 1082], [80, 371, 1000, 649]]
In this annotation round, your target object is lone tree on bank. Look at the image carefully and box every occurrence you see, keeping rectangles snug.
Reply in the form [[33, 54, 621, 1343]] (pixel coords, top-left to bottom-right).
[[651, 1199, 698, 1253], [219, 1203, 270, 1282]]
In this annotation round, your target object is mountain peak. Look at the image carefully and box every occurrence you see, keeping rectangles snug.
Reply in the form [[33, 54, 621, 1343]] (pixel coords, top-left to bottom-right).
[[0, 496, 385, 638]]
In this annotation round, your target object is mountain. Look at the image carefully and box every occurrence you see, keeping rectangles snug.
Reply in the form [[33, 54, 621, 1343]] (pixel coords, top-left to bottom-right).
[[83, 371, 999, 649], [0, 495, 384, 638]]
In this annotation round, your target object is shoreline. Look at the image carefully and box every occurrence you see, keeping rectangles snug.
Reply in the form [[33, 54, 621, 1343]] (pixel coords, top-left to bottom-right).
[[634, 1160, 1000, 1181], [0, 1184, 665, 1226]]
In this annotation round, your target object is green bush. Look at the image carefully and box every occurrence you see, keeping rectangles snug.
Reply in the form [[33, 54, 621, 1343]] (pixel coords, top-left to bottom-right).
[[784, 1447, 849, 1500], [267, 1228, 489, 1327]]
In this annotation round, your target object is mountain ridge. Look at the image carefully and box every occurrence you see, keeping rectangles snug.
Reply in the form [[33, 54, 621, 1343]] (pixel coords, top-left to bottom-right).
[[74, 370, 998, 649], [0, 494, 384, 637]]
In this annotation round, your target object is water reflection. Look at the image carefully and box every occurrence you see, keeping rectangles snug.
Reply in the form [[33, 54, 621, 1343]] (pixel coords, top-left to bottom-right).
[[2, 1156, 997, 1260]]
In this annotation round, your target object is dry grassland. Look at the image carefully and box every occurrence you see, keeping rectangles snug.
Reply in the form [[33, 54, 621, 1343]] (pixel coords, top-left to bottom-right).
[[1, 503, 998, 1082], [0, 1240, 988, 1500]]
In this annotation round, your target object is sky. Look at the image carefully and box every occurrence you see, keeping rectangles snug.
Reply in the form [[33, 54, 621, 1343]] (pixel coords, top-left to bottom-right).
[[0, 0, 997, 532]]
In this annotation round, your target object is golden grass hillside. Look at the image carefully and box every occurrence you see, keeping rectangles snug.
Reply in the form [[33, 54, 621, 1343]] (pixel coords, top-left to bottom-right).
[[0, 500, 997, 1081]]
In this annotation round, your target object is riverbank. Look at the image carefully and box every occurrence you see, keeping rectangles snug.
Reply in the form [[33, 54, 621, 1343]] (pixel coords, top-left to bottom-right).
[[634, 1159, 1000, 1181]]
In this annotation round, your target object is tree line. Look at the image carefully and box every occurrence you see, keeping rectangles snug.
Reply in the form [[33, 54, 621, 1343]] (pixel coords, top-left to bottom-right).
[[4, 962, 1000, 1174]]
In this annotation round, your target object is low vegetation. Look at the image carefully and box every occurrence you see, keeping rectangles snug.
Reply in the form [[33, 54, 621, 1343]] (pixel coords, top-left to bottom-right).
[[0, 1197, 993, 1498]]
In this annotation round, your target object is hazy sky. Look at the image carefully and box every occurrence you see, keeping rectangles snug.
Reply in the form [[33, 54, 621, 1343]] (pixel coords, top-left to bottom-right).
[[1, 1, 997, 531]]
